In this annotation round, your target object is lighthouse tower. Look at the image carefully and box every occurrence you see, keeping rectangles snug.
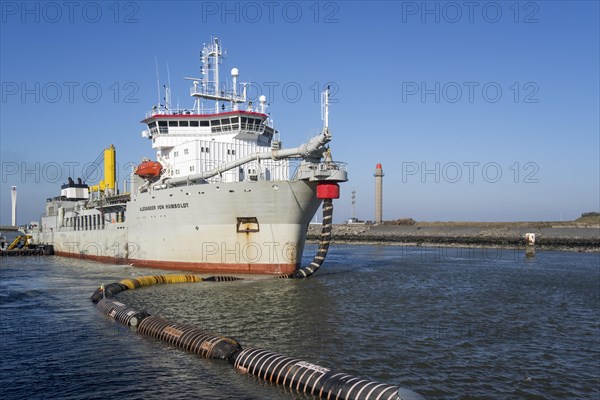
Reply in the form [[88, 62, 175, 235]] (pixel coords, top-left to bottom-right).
[[11, 186, 17, 227], [374, 164, 384, 225]]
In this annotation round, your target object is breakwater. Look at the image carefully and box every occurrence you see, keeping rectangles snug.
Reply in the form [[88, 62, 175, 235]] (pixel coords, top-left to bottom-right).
[[308, 223, 600, 252]]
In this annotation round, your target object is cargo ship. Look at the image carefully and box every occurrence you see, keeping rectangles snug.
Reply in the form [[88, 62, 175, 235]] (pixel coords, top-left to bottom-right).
[[30, 37, 347, 274]]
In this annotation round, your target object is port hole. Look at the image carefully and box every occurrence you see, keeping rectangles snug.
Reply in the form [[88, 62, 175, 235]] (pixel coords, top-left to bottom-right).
[[237, 217, 259, 233]]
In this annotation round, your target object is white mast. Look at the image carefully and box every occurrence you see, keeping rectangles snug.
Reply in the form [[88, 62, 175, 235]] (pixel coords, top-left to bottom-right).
[[322, 86, 330, 131], [213, 38, 220, 112], [186, 37, 248, 113], [154, 57, 161, 111], [165, 63, 172, 111], [231, 68, 239, 111], [11, 186, 17, 227]]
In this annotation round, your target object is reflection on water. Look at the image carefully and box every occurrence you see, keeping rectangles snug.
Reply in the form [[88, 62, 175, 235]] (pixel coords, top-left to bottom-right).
[[1, 245, 599, 399]]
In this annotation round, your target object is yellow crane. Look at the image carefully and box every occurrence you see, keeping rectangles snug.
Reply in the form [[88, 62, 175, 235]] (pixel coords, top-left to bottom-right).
[[7, 235, 32, 251], [89, 144, 116, 195]]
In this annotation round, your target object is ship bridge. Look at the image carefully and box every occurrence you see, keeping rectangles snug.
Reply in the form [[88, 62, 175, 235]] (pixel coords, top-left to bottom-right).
[[140, 37, 286, 184], [141, 110, 274, 143]]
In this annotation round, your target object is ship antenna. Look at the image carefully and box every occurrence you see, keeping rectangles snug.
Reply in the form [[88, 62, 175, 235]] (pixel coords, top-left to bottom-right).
[[165, 63, 172, 112], [154, 56, 161, 110], [214, 37, 220, 112]]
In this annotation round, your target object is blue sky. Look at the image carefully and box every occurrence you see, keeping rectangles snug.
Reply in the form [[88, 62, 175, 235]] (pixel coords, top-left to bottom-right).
[[1, 1, 598, 224]]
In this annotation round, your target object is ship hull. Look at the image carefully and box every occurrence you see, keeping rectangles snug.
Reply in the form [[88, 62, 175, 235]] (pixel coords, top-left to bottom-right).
[[33, 180, 321, 275]]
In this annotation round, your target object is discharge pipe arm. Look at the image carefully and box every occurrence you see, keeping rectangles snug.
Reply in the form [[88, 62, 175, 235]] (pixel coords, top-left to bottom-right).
[[155, 129, 331, 188]]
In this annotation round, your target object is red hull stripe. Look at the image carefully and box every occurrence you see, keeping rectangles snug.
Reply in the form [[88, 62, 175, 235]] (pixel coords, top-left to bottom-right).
[[141, 110, 267, 123], [54, 251, 297, 275]]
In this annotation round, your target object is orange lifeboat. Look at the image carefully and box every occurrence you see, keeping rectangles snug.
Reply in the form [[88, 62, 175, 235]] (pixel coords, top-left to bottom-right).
[[135, 160, 162, 178]]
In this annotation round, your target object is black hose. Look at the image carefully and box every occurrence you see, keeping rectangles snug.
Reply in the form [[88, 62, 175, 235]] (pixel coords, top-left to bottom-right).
[[94, 291, 422, 399], [277, 198, 333, 279]]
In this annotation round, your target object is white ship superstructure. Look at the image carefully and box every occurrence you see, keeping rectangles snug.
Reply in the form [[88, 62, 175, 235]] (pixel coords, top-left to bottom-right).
[[145, 38, 287, 185], [31, 37, 347, 274]]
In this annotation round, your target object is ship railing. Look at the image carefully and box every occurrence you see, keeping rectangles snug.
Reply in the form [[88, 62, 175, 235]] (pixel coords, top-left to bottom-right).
[[292, 161, 348, 181], [146, 108, 197, 118], [145, 104, 264, 118], [190, 86, 246, 103]]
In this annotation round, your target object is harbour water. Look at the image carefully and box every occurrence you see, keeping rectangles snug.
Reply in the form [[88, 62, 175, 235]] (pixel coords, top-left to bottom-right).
[[1, 244, 598, 399]]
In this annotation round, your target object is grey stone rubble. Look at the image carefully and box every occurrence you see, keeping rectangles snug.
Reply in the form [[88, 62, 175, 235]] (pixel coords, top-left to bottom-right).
[[307, 223, 600, 252]]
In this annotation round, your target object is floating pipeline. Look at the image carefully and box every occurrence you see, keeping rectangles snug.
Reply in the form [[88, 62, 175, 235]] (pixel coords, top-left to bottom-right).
[[232, 347, 403, 399], [138, 316, 241, 359], [90, 199, 425, 399], [96, 297, 241, 360], [96, 298, 150, 328], [92, 285, 424, 399], [0, 244, 54, 257]]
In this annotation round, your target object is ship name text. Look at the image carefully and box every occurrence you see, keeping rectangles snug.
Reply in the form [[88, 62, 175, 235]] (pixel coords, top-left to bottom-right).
[[139, 203, 189, 212]]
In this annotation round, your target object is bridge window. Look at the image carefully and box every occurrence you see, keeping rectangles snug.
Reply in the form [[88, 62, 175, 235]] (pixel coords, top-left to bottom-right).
[[180, 121, 189, 127], [200, 121, 209, 127], [158, 121, 168, 134], [210, 119, 222, 132], [190, 121, 199, 127], [168, 121, 178, 127]]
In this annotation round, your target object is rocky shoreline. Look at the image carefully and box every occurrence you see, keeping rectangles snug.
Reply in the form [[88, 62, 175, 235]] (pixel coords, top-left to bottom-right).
[[307, 223, 600, 252]]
